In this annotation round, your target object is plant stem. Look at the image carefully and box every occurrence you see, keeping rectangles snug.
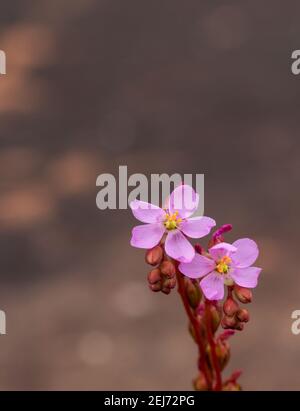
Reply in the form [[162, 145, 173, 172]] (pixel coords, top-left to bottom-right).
[[175, 269, 212, 390], [205, 300, 222, 391]]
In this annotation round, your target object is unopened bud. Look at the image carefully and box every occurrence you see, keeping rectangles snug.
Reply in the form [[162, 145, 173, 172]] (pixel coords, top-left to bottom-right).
[[161, 286, 171, 295], [221, 315, 237, 329], [210, 304, 222, 333], [163, 277, 176, 289], [160, 260, 176, 278], [185, 279, 202, 309], [219, 330, 235, 341], [213, 224, 232, 240], [222, 382, 241, 391], [234, 285, 252, 304], [237, 309, 249, 323], [188, 322, 196, 342], [147, 268, 161, 285], [223, 297, 239, 317], [149, 282, 162, 292], [145, 246, 163, 266], [193, 373, 208, 391], [235, 322, 244, 331], [216, 341, 230, 371]]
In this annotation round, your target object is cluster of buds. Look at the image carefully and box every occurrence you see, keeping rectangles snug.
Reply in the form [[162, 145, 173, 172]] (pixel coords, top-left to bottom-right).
[[221, 285, 251, 331], [146, 245, 177, 294]]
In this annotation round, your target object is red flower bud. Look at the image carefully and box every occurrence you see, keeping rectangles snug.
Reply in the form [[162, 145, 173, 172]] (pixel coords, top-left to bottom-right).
[[223, 297, 239, 317], [216, 341, 230, 371], [193, 373, 208, 391], [161, 286, 171, 295], [222, 382, 241, 391], [236, 308, 250, 323], [185, 279, 202, 309], [147, 268, 161, 285], [210, 304, 222, 333], [188, 322, 196, 343], [234, 285, 252, 304], [145, 246, 163, 266], [163, 277, 176, 289], [212, 224, 233, 242], [219, 330, 235, 341], [221, 315, 237, 329], [160, 260, 176, 278], [235, 322, 244, 331], [148, 282, 162, 292]]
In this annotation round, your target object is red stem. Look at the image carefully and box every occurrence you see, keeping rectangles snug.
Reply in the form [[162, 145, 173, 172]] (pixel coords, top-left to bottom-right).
[[205, 300, 222, 391], [175, 269, 212, 390]]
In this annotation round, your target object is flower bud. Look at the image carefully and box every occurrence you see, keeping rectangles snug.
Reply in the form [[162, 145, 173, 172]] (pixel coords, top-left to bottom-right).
[[222, 382, 241, 391], [237, 308, 249, 323], [147, 268, 161, 285], [163, 277, 176, 289], [196, 303, 205, 317], [216, 341, 230, 371], [185, 279, 202, 309], [145, 246, 163, 266], [148, 282, 162, 292], [234, 285, 252, 304], [160, 260, 176, 278], [161, 286, 171, 295], [210, 304, 222, 333], [219, 330, 235, 341], [188, 322, 196, 342], [212, 224, 233, 242], [221, 315, 237, 329], [193, 373, 208, 391], [223, 297, 239, 317], [235, 322, 244, 331]]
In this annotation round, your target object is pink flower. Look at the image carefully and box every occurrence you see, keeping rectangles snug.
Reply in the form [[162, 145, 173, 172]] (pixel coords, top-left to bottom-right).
[[130, 185, 216, 263], [179, 239, 262, 300]]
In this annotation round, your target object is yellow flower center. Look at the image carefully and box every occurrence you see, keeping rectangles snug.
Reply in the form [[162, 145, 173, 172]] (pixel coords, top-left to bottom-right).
[[164, 211, 182, 230], [216, 256, 232, 274]]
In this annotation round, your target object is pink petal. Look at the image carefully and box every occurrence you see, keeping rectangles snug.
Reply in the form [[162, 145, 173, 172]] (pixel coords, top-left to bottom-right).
[[168, 185, 199, 219], [231, 238, 259, 268], [130, 223, 165, 249], [179, 253, 215, 279], [165, 230, 195, 262], [200, 272, 225, 300], [209, 242, 237, 262], [230, 266, 262, 288], [180, 216, 216, 239], [130, 200, 165, 224]]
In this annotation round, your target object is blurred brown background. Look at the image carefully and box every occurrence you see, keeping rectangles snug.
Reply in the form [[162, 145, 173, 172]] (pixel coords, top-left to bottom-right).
[[0, 0, 299, 390]]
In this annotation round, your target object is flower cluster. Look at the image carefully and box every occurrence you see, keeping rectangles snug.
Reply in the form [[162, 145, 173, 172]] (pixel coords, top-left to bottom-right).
[[129, 184, 262, 391]]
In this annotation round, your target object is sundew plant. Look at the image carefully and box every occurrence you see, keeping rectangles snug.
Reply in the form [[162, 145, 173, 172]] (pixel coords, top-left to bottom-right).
[[130, 184, 262, 391]]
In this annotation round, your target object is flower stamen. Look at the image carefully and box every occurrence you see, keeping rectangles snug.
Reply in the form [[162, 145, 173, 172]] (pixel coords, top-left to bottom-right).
[[216, 256, 232, 274], [164, 211, 182, 230]]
